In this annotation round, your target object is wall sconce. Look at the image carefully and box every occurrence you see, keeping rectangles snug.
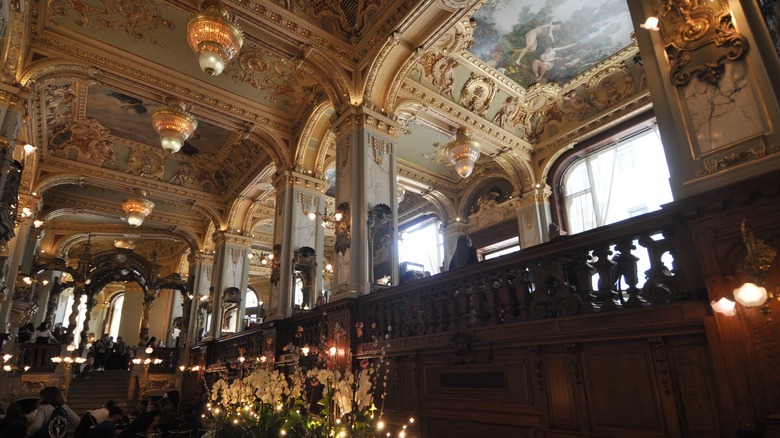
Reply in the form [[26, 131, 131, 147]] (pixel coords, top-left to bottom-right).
[[711, 220, 778, 321], [301, 195, 346, 230], [333, 202, 351, 256]]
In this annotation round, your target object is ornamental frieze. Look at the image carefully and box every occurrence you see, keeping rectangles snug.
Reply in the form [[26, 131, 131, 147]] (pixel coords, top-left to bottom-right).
[[48, 0, 175, 48]]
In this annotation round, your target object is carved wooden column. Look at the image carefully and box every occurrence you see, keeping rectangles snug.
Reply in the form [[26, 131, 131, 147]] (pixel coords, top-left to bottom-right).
[[331, 106, 400, 296]]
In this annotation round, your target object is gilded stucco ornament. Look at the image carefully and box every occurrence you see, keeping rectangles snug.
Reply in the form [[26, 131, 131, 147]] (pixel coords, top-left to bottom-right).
[[657, 0, 748, 86], [126, 149, 166, 181], [586, 65, 634, 109], [459, 73, 497, 117]]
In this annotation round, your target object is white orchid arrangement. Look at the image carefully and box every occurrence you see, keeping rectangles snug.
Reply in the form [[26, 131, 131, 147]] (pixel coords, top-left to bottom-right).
[[204, 320, 407, 438]]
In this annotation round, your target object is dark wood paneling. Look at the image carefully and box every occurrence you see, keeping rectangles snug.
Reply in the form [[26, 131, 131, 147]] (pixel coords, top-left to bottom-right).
[[582, 343, 665, 435], [425, 417, 535, 438], [544, 351, 579, 431]]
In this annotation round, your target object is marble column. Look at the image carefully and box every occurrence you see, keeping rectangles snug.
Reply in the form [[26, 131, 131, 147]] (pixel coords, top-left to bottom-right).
[[186, 252, 212, 346], [267, 171, 327, 319], [208, 231, 251, 339], [515, 184, 553, 248], [330, 106, 400, 297]]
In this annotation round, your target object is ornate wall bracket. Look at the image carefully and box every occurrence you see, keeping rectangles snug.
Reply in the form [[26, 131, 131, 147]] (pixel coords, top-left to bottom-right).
[[659, 0, 749, 86]]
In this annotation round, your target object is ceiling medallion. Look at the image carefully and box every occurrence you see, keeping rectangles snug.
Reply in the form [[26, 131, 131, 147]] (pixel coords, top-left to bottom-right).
[[122, 190, 155, 227], [187, 0, 244, 76], [151, 98, 198, 153], [447, 127, 481, 178]]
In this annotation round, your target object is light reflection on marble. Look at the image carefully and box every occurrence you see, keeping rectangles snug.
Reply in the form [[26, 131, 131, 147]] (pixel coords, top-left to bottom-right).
[[683, 61, 764, 155]]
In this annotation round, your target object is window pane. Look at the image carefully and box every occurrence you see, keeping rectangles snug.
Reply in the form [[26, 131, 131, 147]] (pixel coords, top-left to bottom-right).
[[563, 127, 673, 234], [399, 220, 443, 275]]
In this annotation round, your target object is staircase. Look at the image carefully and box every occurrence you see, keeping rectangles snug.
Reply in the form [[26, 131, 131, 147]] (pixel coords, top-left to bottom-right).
[[66, 370, 132, 415]]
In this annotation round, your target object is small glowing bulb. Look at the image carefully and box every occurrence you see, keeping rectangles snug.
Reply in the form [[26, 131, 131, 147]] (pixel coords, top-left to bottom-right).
[[66, 344, 76, 352], [23, 143, 35, 154], [24, 366, 30, 372], [377, 421, 385, 430], [301, 346, 310, 356], [329, 346, 337, 356], [145, 347, 153, 354], [409, 418, 415, 423], [334, 212, 343, 221], [179, 365, 186, 371], [308, 211, 317, 220], [2, 365, 11, 372]]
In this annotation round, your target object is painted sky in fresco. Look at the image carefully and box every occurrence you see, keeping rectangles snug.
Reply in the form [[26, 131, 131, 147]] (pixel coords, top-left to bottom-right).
[[470, 0, 634, 88]]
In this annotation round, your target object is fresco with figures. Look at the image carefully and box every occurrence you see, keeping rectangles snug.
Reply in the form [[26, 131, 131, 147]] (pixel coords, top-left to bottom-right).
[[470, 0, 634, 87]]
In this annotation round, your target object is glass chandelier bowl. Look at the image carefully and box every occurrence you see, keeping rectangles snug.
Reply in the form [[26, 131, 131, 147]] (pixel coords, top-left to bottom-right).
[[733, 282, 768, 307], [447, 127, 481, 178], [151, 99, 198, 153], [122, 190, 155, 227], [187, 1, 244, 76]]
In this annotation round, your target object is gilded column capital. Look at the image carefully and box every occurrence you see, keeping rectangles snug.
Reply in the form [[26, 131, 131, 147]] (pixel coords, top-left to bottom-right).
[[441, 221, 468, 236], [331, 105, 401, 138], [188, 251, 214, 265], [212, 230, 253, 248], [273, 170, 328, 194]]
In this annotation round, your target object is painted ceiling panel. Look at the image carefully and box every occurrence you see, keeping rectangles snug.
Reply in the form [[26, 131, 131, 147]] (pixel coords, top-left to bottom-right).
[[470, 0, 634, 87]]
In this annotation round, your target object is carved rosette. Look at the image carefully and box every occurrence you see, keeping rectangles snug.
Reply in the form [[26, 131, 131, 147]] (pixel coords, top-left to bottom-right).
[[459, 73, 497, 117], [659, 0, 748, 86]]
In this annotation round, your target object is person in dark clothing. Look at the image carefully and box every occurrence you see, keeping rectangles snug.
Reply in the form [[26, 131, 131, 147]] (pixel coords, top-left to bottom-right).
[[145, 337, 157, 348], [119, 401, 160, 438], [448, 234, 479, 270], [93, 406, 125, 437], [32, 322, 58, 344], [17, 323, 34, 344], [0, 402, 27, 438]]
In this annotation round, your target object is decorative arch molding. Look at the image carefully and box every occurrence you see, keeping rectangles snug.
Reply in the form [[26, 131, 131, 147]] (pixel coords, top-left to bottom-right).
[[492, 153, 535, 194], [294, 101, 333, 171], [299, 48, 353, 111], [540, 141, 578, 187], [19, 59, 99, 87], [31, 257, 80, 282], [226, 196, 256, 234], [192, 201, 225, 232], [314, 131, 336, 177], [51, 230, 198, 259], [420, 190, 456, 223], [201, 222, 218, 254], [458, 172, 515, 218], [86, 250, 157, 296], [242, 127, 291, 175], [32, 173, 87, 195]]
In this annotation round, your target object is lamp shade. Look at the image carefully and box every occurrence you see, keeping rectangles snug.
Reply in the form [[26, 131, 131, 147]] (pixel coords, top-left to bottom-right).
[[733, 282, 768, 307], [187, 1, 244, 76], [447, 127, 481, 178], [710, 297, 737, 316], [152, 99, 197, 153], [122, 191, 154, 227]]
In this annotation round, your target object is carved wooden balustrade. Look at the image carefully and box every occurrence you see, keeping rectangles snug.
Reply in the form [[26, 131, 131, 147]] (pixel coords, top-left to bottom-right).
[[16, 343, 60, 372], [201, 206, 703, 367], [356, 208, 701, 343]]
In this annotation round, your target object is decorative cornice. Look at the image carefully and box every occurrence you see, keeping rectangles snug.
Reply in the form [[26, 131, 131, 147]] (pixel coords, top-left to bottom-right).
[[399, 81, 532, 154], [331, 105, 400, 138], [272, 171, 328, 194]]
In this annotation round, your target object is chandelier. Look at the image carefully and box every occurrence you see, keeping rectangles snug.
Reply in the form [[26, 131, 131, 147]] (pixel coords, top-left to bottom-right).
[[187, 0, 244, 76], [447, 127, 481, 178], [122, 190, 155, 227], [151, 99, 198, 153]]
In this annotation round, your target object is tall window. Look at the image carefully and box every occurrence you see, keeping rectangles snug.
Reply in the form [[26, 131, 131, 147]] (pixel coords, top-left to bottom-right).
[[108, 293, 124, 338], [399, 218, 443, 275], [563, 126, 673, 234]]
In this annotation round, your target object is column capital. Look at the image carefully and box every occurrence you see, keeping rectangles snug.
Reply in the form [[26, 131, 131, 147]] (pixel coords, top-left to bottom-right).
[[187, 251, 214, 265], [331, 105, 401, 138], [441, 221, 468, 236], [212, 230, 253, 248], [272, 170, 329, 194]]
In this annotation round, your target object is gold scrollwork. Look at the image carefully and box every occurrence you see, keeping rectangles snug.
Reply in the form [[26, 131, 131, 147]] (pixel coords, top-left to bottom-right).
[[659, 0, 749, 86]]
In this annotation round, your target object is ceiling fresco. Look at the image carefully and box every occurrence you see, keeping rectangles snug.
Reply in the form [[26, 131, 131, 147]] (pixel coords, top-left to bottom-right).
[[470, 0, 634, 87]]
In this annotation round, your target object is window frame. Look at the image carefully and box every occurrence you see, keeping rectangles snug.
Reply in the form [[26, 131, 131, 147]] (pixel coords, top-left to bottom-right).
[[547, 111, 659, 234]]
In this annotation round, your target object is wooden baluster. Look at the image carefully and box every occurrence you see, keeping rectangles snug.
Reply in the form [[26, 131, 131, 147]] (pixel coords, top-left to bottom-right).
[[592, 245, 618, 310], [638, 234, 676, 304], [614, 240, 643, 308], [513, 267, 532, 321], [436, 287, 449, 332], [452, 283, 467, 330], [420, 289, 434, 334], [474, 276, 490, 326], [497, 271, 516, 322], [571, 250, 596, 313]]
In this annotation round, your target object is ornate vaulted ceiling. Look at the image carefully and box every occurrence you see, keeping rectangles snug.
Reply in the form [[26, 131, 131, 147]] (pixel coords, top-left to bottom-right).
[[7, 0, 653, 289]]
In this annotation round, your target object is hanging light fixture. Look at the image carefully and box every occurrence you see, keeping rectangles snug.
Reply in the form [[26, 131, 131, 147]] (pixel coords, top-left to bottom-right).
[[447, 127, 481, 178], [151, 98, 198, 153], [122, 190, 155, 227], [186, 0, 244, 76]]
